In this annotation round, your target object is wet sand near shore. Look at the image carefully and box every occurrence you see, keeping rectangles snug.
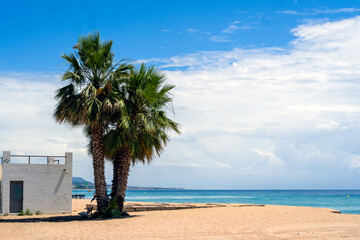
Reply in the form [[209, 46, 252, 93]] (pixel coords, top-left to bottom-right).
[[0, 199, 360, 239]]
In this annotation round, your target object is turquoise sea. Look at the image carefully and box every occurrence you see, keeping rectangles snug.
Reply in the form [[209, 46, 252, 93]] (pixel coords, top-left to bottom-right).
[[72, 189, 360, 214]]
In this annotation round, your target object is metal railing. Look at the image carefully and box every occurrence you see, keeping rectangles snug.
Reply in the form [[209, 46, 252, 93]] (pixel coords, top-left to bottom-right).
[[9, 155, 66, 164]]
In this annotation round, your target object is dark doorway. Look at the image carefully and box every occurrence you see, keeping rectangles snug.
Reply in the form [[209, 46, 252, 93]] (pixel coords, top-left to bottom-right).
[[10, 181, 23, 213]]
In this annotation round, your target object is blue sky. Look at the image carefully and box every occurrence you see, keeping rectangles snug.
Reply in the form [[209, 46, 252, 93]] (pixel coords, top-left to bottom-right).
[[2, 1, 360, 189], [1, 0, 360, 72]]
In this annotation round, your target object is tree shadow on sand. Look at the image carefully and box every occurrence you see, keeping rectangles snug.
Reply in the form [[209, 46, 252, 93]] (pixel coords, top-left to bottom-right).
[[0, 214, 138, 223]]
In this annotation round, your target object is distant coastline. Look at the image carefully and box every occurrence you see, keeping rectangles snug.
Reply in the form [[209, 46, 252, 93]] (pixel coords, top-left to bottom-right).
[[72, 177, 184, 190]]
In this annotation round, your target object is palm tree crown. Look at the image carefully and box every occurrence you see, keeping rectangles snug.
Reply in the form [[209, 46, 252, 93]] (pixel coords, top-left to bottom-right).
[[54, 32, 131, 213], [104, 63, 180, 211], [54, 32, 130, 126]]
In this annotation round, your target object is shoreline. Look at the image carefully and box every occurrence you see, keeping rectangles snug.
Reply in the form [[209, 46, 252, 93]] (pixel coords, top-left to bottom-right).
[[1, 199, 360, 239], [70, 197, 354, 215], [71, 189, 360, 214]]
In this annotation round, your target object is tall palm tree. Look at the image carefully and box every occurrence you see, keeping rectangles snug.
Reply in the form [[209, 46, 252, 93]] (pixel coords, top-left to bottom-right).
[[54, 32, 131, 212], [104, 64, 180, 211]]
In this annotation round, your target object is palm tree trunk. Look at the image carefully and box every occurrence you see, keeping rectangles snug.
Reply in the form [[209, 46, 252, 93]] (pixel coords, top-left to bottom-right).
[[90, 125, 108, 212], [111, 147, 131, 211]]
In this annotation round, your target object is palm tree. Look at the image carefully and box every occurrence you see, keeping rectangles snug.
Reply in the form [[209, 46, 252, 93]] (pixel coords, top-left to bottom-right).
[[104, 64, 180, 211], [54, 32, 131, 212]]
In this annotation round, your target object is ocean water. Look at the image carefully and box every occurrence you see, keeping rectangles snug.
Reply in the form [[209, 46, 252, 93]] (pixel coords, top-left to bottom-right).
[[72, 189, 360, 214]]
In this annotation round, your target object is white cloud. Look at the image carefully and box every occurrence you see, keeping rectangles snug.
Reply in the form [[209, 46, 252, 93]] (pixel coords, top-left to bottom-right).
[[253, 148, 283, 167], [277, 10, 302, 15], [313, 8, 360, 14], [3, 16, 360, 188], [316, 120, 340, 131], [208, 21, 257, 43], [153, 161, 201, 168], [350, 156, 360, 169], [143, 16, 360, 188], [307, 151, 322, 158], [209, 35, 233, 42], [222, 21, 240, 33], [278, 8, 360, 15], [0, 74, 106, 182], [287, 104, 360, 113], [187, 28, 198, 32], [222, 21, 254, 34]]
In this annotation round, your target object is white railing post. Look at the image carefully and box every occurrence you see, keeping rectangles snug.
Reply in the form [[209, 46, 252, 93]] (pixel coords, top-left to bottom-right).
[[1, 151, 10, 214], [2, 151, 10, 164]]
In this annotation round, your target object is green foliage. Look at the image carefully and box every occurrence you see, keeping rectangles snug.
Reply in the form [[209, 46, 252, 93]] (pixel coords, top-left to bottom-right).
[[108, 209, 129, 218], [54, 31, 133, 212], [104, 63, 181, 213], [54, 32, 132, 127], [55, 33, 180, 214], [35, 210, 41, 215], [104, 63, 181, 164], [3, 212, 8, 216], [17, 210, 25, 216], [25, 209, 33, 215], [92, 198, 129, 219], [104, 198, 129, 218]]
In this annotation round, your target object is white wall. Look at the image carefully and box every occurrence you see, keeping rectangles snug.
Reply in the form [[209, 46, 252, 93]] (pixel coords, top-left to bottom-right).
[[1, 152, 72, 215], [0, 164, 2, 213]]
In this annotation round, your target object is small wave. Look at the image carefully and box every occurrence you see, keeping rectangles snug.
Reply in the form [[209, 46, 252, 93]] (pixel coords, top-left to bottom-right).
[[126, 195, 254, 200]]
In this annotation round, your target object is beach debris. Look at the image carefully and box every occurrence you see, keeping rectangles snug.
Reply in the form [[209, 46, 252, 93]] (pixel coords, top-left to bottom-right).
[[331, 210, 341, 214]]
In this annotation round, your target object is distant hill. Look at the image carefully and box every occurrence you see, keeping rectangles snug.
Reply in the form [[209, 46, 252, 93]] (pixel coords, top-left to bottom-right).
[[72, 177, 184, 190], [72, 177, 94, 189], [73, 177, 88, 184]]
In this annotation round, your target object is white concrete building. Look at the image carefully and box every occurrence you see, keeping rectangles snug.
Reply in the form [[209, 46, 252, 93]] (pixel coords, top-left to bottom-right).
[[0, 151, 72, 215]]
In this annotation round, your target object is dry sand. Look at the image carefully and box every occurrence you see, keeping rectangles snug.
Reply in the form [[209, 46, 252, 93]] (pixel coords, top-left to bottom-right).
[[1, 199, 360, 239]]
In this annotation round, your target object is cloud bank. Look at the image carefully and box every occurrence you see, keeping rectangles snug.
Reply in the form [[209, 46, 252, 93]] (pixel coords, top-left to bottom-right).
[[141, 16, 360, 189], [2, 16, 360, 188], [278, 8, 360, 15]]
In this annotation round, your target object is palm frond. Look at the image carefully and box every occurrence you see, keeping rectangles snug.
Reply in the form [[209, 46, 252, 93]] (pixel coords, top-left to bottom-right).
[[103, 63, 181, 165]]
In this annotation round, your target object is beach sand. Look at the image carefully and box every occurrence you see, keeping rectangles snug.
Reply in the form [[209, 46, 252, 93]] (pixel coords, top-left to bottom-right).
[[1, 199, 360, 239]]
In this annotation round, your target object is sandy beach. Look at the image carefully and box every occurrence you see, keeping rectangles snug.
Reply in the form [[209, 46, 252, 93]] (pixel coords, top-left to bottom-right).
[[0, 200, 359, 239]]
